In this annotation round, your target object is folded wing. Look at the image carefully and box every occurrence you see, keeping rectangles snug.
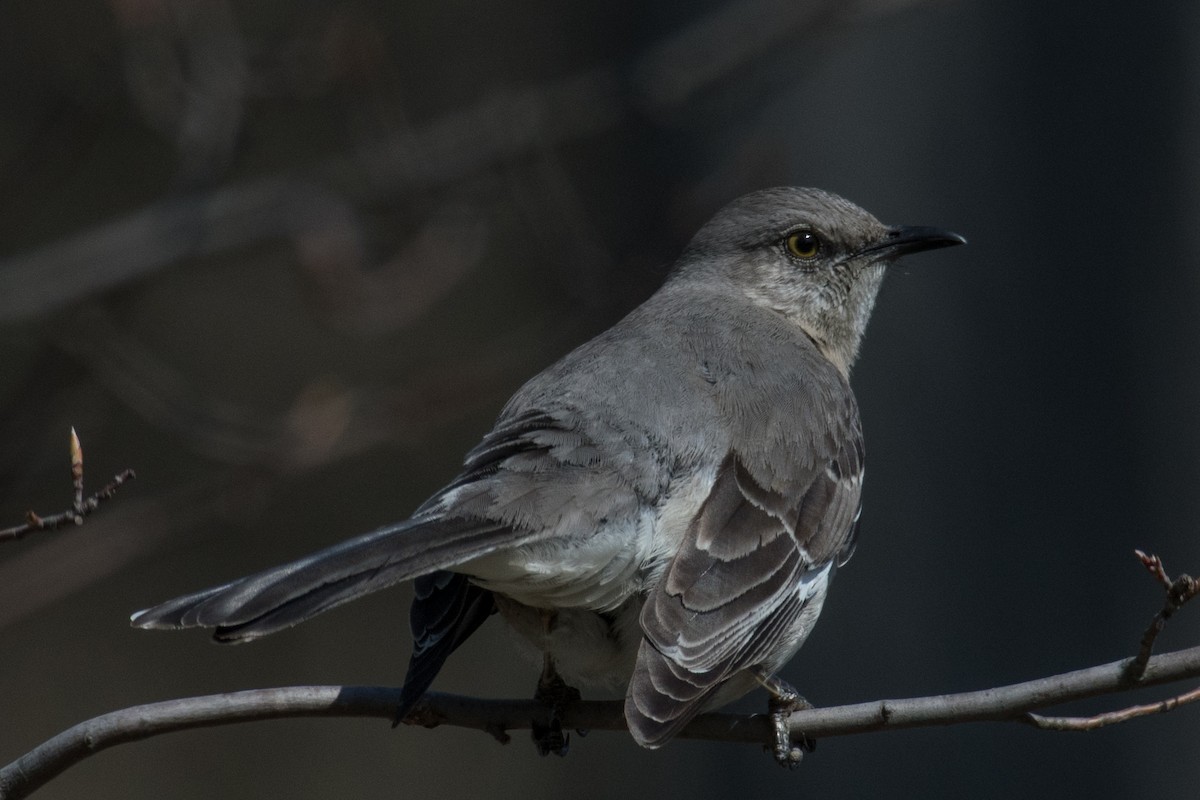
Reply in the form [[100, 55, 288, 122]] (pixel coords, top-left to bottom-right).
[[626, 435, 863, 746]]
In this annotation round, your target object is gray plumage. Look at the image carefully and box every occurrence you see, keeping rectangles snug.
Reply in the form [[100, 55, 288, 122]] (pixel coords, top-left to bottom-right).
[[131, 187, 964, 752]]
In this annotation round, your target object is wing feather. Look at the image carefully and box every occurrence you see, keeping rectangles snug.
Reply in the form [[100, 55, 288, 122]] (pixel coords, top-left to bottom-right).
[[626, 420, 863, 747]]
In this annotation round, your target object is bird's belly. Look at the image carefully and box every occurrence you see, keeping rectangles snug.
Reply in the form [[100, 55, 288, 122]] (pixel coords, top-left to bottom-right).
[[493, 593, 644, 694]]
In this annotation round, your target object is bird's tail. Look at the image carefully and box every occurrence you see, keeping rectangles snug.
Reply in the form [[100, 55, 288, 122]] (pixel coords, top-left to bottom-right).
[[130, 514, 523, 642]]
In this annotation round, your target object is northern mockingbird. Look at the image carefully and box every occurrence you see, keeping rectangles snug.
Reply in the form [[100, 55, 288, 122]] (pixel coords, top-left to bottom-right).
[[132, 187, 964, 766]]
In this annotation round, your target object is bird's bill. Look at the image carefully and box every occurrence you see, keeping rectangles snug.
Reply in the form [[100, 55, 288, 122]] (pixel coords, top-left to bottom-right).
[[861, 225, 967, 258]]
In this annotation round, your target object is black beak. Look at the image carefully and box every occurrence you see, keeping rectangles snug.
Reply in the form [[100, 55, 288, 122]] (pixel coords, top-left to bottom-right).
[[861, 225, 967, 258]]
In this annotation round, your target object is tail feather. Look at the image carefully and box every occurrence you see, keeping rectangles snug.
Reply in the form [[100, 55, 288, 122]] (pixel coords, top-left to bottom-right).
[[395, 571, 496, 719], [130, 513, 526, 642]]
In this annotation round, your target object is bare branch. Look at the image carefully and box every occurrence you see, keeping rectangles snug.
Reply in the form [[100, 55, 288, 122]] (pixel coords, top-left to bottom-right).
[[1013, 551, 1200, 733], [1126, 550, 1200, 681], [4, 644, 1200, 800], [1024, 684, 1200, 731], [0, 430, 135, 545]]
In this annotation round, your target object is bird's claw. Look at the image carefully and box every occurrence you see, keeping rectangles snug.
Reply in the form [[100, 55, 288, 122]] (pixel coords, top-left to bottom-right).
[[532, 659, 582, 757], [533, 716, 571, 757], [755, 670, 815, 769], [767, 706, 815, 769]]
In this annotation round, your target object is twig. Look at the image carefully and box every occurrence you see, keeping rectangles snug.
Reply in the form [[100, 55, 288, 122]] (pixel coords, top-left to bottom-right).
[[0, 429, 136, 544], [1024, 684, 1200, 731], [1125, 550, 1200, 681], [1015, 550, 1200, 732], [4, 645, 1200, 800]]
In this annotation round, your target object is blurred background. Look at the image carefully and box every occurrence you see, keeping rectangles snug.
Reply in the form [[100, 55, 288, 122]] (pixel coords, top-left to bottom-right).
[[2, 0, 1199, 797]]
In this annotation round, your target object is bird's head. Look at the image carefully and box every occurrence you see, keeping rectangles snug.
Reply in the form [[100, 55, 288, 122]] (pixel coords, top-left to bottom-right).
[[675, 187, 965, 374]]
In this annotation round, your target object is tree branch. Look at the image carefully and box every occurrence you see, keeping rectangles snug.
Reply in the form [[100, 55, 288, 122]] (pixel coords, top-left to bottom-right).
[[1126, 549, 1200, 681], [3, 643, 1200, 800], [0, 429, 135, 544], [1025, 683, 1200, 731], [3, 539, 1194, 798]]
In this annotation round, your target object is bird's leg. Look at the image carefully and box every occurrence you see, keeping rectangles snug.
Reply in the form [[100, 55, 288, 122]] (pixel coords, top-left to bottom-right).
[[531, 610, 581, 757], [752, 668, 815, 769]]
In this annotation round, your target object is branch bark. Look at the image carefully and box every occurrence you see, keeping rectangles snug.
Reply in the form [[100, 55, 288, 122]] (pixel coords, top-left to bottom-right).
[[4, 644, 1200, 800]]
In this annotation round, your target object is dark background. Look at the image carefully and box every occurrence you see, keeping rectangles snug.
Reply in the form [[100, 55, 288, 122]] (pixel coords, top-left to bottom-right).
[[2, 1, 1199, 798]]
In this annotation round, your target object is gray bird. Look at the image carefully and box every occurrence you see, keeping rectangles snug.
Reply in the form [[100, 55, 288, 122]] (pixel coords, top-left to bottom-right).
[[131, 187, 964, 765]]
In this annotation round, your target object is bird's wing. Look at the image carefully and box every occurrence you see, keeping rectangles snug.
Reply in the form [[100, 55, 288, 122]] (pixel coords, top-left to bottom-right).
[[626, 403, 863, 746], [130, 408, 629, 642]]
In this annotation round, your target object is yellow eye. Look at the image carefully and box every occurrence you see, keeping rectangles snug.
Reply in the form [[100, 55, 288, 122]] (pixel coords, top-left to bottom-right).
[[786, 231, 820, 260]]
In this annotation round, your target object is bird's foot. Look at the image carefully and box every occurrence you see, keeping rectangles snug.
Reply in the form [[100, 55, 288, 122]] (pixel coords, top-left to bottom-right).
[[532, 657, 582, 757], [754, 670, 815, 769]]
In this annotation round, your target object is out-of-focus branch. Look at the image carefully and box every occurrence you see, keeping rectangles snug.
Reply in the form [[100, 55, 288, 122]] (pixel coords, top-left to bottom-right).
[[54, 306, 524, 468], [0, 429, 134, 544], [114, 0, 247, 185], [0, 0, 942, 324], [0, 179, 364, 323]]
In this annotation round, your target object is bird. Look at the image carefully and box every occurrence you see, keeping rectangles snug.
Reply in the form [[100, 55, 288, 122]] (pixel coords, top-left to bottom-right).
[[131, 186, 964, 766]]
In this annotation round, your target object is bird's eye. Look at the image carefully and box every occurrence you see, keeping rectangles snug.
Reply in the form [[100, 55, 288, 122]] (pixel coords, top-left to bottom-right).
[[785, 231, 820, 260]]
